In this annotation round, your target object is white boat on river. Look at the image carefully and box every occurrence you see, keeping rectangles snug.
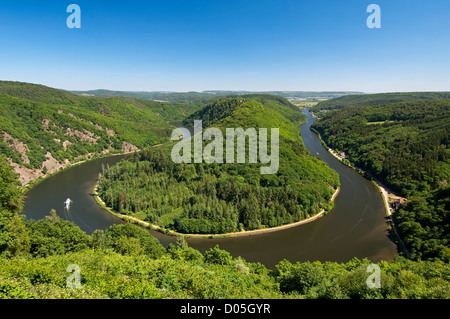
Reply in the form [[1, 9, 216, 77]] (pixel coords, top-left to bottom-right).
[[64, 198, 72, 209]]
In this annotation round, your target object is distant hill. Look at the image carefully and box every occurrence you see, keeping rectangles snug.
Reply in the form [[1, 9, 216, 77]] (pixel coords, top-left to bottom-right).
[[72, 89, 219, 105], [311, 92, 450, 112], [204, 90, 362, 100], [0, 81, 82, 105], [183, 94, 305, 127], [72, 89, 362, 104]]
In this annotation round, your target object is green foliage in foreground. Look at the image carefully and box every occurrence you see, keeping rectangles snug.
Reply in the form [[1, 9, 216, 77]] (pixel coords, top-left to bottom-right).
[[0, 222, 449, 299], [0, 155, 29, 258]]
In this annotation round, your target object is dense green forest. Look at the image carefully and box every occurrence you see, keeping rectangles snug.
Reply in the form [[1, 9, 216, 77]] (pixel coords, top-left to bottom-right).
[[0, 81, 202, 183], [311, 92, 450, 113], [312, 99, 450, 261], [97, 96, 340, 234], [0, 156, 449, 299]]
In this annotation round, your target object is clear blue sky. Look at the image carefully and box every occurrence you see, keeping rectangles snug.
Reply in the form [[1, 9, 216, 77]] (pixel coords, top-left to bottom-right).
[[1, 0, 449, 92]]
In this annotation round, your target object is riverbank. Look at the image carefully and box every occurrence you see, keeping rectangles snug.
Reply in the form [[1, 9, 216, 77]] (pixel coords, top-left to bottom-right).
[[371, 178, 410, 258], [318, 138, 410, 258], [20, 149, 138, 194], [93, 184, 340, 238]]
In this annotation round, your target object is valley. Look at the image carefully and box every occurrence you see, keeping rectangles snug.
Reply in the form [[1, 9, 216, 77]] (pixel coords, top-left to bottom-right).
[[0, 81, 448, 299]]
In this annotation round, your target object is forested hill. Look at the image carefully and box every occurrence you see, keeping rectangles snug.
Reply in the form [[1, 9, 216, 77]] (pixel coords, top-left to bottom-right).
[[312, 99, 450, 261], [0, 81, 82, 105], [0, 81, 201, 184], [311, 92, 450, 112], [184, 94, 305, 127], [0, 81, 202, 122], [97, 96, 340, 234]]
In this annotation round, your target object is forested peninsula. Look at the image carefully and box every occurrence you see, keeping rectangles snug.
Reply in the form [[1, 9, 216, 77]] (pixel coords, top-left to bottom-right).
[[97, 96, 340, 235]]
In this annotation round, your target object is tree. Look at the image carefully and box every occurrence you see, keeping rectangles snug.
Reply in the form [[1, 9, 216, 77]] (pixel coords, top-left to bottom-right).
[[0, 213, 30, 257], [104, 223, 165, 258], [114, 236, 144, 256], [204, 245, 233, 265], [0, 155, 30, 257], [0, 155, 23, 215], [25, 210, 91, 257]]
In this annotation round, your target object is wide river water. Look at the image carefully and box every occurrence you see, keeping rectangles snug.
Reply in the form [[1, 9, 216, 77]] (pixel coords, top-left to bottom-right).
[[22, 109, 398, 269]]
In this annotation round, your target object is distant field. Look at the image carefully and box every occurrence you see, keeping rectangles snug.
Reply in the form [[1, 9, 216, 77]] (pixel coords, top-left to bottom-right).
[[366, 120, 395, 125], [291, 101, 319, 107]]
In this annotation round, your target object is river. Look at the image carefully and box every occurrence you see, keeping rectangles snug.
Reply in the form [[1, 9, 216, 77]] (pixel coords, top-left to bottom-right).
[[22, 109, 398, 269]]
